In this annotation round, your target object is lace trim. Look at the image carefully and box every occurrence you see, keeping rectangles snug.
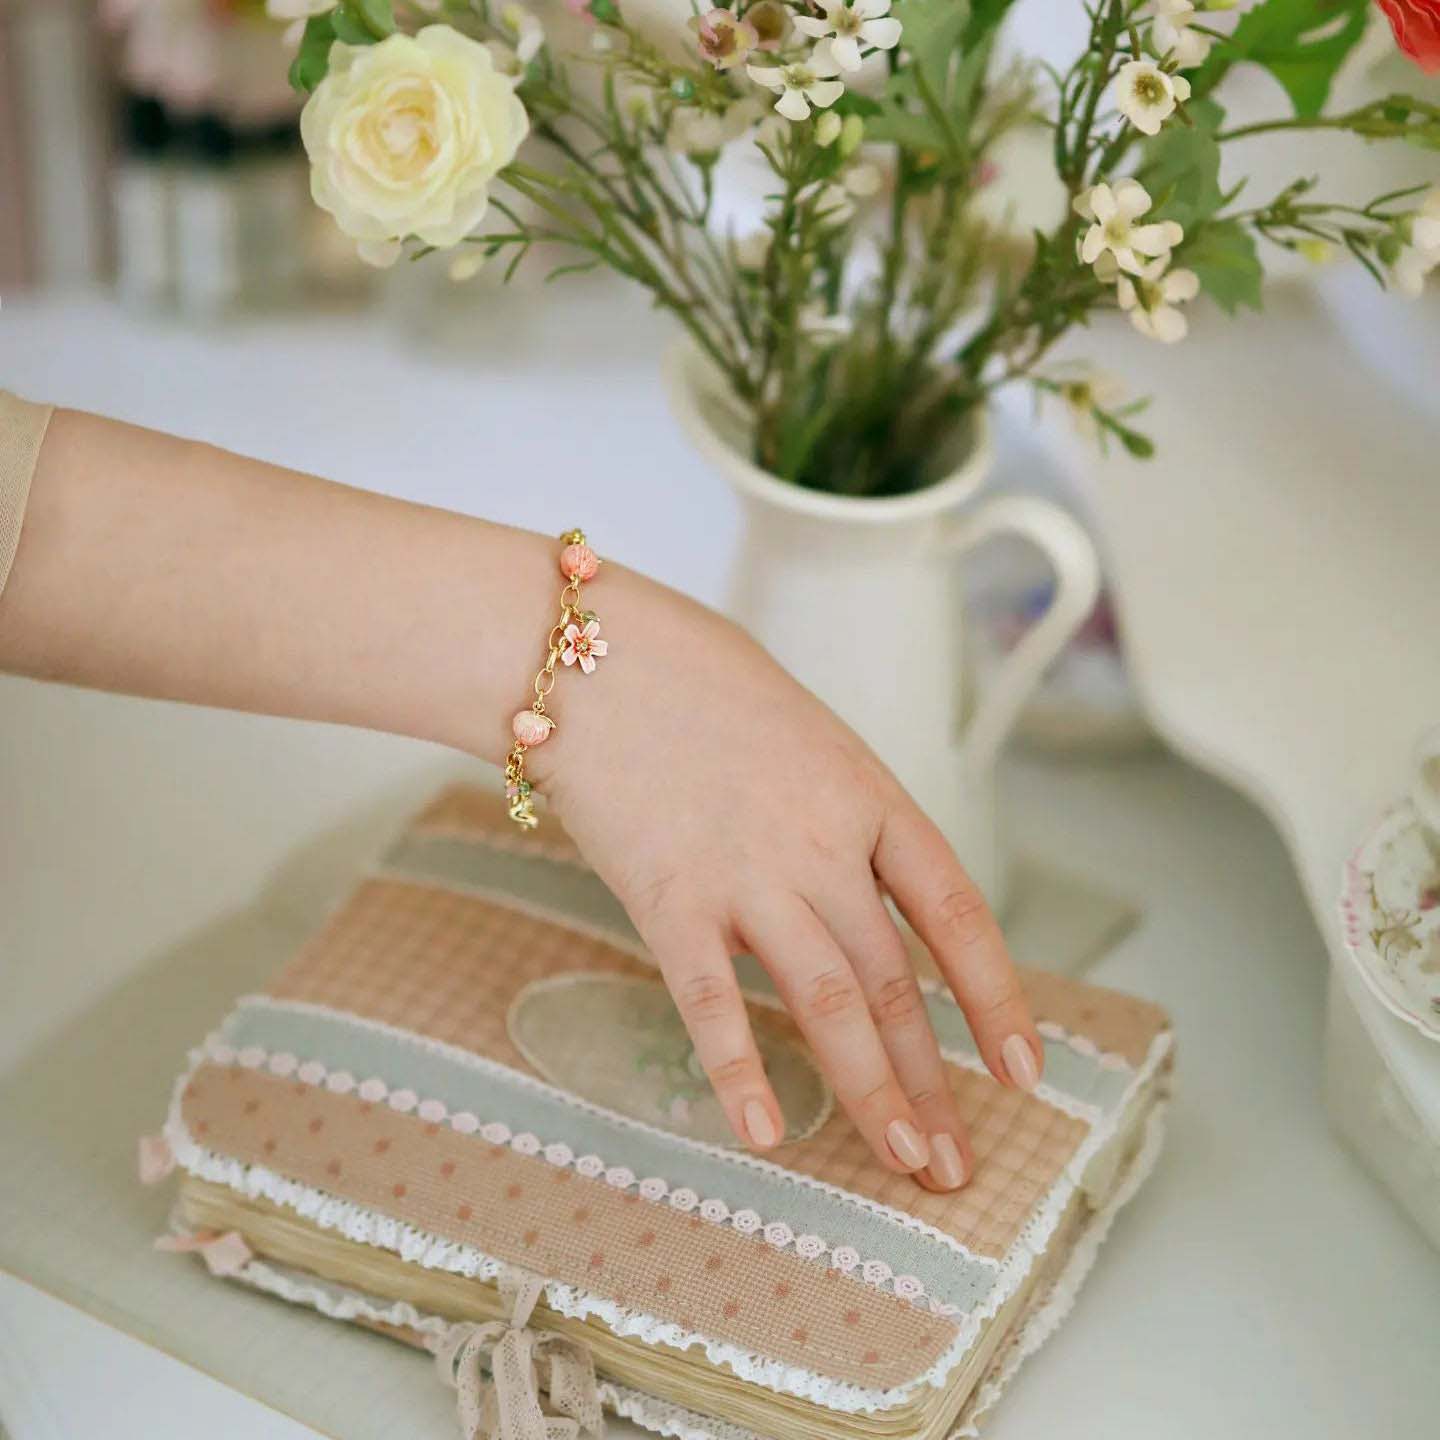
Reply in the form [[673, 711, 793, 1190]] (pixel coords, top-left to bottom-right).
[[164, 1017, 1168, 1416], [226, 1254, 769, 1440], [164, 1051, 966, 1414], [949, 1097, 1171, 1438], [937, 1027, 1172, 1370], [219, 1095, 1167, 1440], [228, 997, 1001, 1289]]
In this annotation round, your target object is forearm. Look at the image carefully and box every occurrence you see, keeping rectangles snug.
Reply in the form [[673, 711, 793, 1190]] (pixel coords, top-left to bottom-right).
[[0, 407, 565, 766]]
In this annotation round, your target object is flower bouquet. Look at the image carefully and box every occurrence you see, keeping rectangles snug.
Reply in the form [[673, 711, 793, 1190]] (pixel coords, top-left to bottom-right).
[[268, 0, 1439, 494]]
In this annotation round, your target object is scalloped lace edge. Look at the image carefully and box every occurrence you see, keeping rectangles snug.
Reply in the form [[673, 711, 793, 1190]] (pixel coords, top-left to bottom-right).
[[164, 1057, 952, 1415], [950, 1028, 1172, 1365], [169, 1017, 1169, 1415], [226, 1253, 768, 1440], [217, 1095, 1167, 1440], [229, 996, 1003, 1280], [949, 1096, 1171, 1438]]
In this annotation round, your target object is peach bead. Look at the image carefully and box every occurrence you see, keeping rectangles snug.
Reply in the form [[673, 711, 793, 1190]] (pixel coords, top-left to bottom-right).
[[512, 711, 554, 747], [560, 543, 600, 582]]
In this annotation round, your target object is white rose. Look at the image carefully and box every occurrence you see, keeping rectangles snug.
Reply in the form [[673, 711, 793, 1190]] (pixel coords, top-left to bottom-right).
[[300, 25, 530, 267]]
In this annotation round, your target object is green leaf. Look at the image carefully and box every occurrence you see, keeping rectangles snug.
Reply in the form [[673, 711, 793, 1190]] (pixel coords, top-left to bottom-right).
[[1184, 218, 1264, 314], [330, 8, 375, 44], [961, 0, 1018, 50], [863, 99, 948, 153], [891, 0, 967, 105], [1194, 0, 1369, 118], [288, 12, 337, 94], [349, 0, 396, 35], [1140, 98, 1224, 229]]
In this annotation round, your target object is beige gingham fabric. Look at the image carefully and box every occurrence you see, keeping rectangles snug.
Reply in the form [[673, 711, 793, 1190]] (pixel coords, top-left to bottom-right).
[[266, 874, 1087, 1260], [413, 785, 1169, 1068], [181, 1064, 957, 1389]]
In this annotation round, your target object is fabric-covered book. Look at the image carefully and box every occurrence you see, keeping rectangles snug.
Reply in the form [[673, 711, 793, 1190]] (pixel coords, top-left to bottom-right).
[[142, 784, 1172, 1440]]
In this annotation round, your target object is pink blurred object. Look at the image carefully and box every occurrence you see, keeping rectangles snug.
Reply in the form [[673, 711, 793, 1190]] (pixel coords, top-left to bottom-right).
[[136, 1133, 175, 1184], [154, 1228, 254, 1277], [102, 0, 298, 123]]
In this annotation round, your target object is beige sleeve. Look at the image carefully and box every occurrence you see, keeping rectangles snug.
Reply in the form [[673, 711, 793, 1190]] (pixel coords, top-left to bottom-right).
[[0, 391, 54, 600]]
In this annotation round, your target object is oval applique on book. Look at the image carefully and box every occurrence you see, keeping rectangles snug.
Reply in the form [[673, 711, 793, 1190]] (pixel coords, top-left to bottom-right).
[[508, 973, 832, 1147]]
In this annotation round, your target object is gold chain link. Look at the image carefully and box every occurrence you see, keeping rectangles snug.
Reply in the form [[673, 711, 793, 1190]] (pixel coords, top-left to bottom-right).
[[505, 530, 598, 829]]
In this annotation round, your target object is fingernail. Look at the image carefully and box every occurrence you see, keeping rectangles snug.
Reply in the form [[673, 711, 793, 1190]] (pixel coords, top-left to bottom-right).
[[927, 1133, 967, 1190], [743, 1099, 779, 1149], [885, 1118, 929, 1170], [1002, 1034, 1041, 1092]]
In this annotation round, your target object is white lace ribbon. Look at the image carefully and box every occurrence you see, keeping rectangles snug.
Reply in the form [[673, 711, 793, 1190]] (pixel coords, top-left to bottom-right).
[[435, 1268, 605, 1440]]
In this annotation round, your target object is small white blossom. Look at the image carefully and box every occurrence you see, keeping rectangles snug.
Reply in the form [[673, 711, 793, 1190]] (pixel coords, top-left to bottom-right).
[[797, 162, 884, 225], [848, 163, 884, 200], [815, 110, 843, 146], [1117, 257, 1200, 342], [666, 97, 762, 154], [499, 3, 545, 62], [798, 302, 851, 337], [1149, 0, 1210, 69], [798, 179, 856, 224], [1393, 245, 1440, 297], [793, 0, 902, 73], [734, 229, 773, 268], [747, 51, 845, 123], [1392, 186, 1440, 297], [448, 250, 487, 282], [618, 83, 659, 128], [1050, 365, 1126, 440], [1113, 60, 1190, 135], [266, 0, 330, 48], [1075, 179, 1182, 275]]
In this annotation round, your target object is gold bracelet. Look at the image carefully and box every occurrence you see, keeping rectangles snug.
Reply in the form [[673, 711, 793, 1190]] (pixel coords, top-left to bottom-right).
[[504, 529, 606, 829]]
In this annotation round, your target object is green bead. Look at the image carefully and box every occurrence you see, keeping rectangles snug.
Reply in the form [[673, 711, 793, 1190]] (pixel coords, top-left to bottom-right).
[[670, 76, 695, 101]]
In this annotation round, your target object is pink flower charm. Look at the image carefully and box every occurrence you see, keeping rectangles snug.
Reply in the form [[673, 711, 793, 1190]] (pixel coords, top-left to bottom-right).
[[560, 619, 608, 674], [512, 710, 555, 747], [560, 543, 601, 582]]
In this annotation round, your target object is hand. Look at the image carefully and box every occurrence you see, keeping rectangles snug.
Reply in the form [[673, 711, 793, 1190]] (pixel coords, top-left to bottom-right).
[[525, 563, 1043, 1191]]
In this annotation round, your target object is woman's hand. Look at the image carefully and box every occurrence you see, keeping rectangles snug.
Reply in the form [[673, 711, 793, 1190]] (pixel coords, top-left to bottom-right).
[[526, 563, 1043, 1192], [0, 410, 1039, 1192]]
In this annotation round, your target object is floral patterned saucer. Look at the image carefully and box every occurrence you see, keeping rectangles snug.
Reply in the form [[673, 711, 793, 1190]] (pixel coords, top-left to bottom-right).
[[1339, 801, 1440, 1042]]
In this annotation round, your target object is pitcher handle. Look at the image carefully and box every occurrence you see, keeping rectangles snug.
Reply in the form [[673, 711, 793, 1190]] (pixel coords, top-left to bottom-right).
[[942, 495, 1101, 775]]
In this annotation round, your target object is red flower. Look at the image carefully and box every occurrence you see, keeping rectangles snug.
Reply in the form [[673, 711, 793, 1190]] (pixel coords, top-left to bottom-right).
[[1377, 0, 1440, 72]]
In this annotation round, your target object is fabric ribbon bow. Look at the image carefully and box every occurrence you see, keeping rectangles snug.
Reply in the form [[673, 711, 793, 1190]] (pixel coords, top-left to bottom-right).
[[434, 1268, 605, 1440]]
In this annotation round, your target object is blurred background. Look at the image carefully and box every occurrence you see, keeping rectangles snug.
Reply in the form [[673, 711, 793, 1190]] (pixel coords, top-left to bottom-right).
[[4, 0, 1435, 753], [3, 5, 1440, 1436]]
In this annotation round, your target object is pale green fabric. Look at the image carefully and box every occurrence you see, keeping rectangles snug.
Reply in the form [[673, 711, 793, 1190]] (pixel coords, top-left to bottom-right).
[[380, 834, 1133, 1113]]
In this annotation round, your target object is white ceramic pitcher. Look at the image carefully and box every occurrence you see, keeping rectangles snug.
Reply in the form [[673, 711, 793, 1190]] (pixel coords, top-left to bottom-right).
[[666, 344, 1100, 911]]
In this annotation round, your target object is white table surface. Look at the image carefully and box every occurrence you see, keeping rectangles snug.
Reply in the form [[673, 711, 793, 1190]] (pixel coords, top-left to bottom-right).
[[3, 285, 1439, 1437]]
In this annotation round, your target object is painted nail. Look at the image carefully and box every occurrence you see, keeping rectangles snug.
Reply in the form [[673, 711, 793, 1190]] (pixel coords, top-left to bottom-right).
[[885, 1118, 930, 1170], [927, 1133, 968, 1190], [743, 1099, 779, 1149], [1002, 1034, 1041, 1092]]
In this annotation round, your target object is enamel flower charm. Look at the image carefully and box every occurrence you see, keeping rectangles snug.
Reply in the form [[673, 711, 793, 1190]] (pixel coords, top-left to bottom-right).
[[561, 618, 608, 674]]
